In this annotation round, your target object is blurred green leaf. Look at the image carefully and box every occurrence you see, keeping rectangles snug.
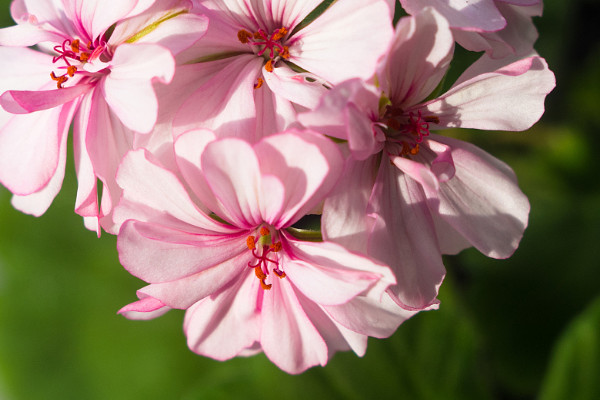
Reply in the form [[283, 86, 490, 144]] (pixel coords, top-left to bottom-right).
[[539, 296, 600, 400]]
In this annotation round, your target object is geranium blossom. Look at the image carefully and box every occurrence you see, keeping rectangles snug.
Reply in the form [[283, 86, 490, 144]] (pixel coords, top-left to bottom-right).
[[172, 0, 393, 141], [399, 0, 543, 58], [0, 0, 207, 232], [114, 129, 412, 374], [299, 8, 555, 310]]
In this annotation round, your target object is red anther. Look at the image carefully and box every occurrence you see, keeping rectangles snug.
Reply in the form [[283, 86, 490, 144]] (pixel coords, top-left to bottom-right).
[[259, 226, 270, 236], [79, 52, 90, 62], [254, 77, 264, 89]]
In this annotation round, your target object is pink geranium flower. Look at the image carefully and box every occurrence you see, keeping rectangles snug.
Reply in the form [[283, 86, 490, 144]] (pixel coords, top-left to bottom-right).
[[172, 0, 393, 141], [114, 129, 412, 374], [299, 8, 555, 310], [0, 0, 207, 232], [399, 0, 543, 58]]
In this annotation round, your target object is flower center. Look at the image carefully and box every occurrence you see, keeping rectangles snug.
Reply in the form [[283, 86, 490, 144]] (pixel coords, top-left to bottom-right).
[[383, 107, 439, 157], [246, 226, 286, 290], [238, 27, 291, 89], [50, 38, 107, 89]]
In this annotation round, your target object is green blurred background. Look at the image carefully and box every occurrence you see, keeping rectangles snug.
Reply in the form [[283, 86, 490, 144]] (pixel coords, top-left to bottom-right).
[[1, 1, 599, 399]]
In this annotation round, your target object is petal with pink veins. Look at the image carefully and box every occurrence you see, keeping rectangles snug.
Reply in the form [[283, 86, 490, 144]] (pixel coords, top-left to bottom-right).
[[118, 220, 247, 284], [254, 130, 344, 227], [419, 56, 555, 131], [368, 157, 445, 310], [379, 7, 454, 109], [184, 272, 261, 361], [261, 276, 328, 374], [428, 135, 530, 259], [400, 0, 506, 31], [103, 43, 175, 133], [200, 138, 264, 228], [292, 0, 393, 84], [282, 234, 395, 306], [115, 149, 229, 231]]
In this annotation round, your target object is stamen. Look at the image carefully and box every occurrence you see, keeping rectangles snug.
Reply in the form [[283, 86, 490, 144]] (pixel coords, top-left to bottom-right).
[[238, 29, 253, 44], [50, 38, 100, 88], [237, 26, 289, 71], [385, 110, 437, 157], [67, 65, 77, 77], [246, 236, 256, 250], [246, 229, 285, 290], [265, 59, 274, 73], [254, 78, 264, 89], [278, 46, 290, 59], [50, 72, 68, 89]]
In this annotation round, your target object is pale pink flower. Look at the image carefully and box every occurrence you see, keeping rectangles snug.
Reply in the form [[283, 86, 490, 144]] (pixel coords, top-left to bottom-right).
[[298, 8, 555, 310], [0, 0, 207, 232], [172, 0, 394, 141], [399, 0, 543, 58], [115, 129, 412, 374]]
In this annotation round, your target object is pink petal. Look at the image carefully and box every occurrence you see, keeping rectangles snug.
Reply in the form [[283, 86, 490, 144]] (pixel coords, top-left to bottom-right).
[[173, 129, 223, 211], [400, 0, 506, 31], [254, 130, 344, 227], [75, 87, 134, 233], [200, 138, 263, 228], [0, 23, 64, 46], [419, 56, 556, 131], [263, 65, 328, 110], [282, 233, 396, 306], [453, 2, 540, 58], [10, 112, 69, 216], [114, 149, 227, 231], [298, 78, 382, 160], [391, 155, 440, 194], [139, 250, 252, 309], [252, 78, 299, 138], [118, 220, 247, 284], [324, 293, 420, 338], [112, 10, 209, 55], [0, 47, 54, 94], [292, 0, 393, 84], [429, 135, 530, 258], [103, 43, 175, 133], [296, 291, 368, 357], [61, 0, 140, 41], [184, 272, 261, 361], [379, 8, 454, 108], [0, 101, 75, 195], [368, 157, 446, 310], [173, 56, 262, 139], [118, 295, 170, 320], [322, 158, 379, 254], [1, 84, 91, 114], [261, 277, 328, 374]]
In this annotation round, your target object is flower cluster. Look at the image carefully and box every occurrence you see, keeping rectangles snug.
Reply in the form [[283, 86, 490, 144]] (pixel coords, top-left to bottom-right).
[[0, 0, 555, 374]]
